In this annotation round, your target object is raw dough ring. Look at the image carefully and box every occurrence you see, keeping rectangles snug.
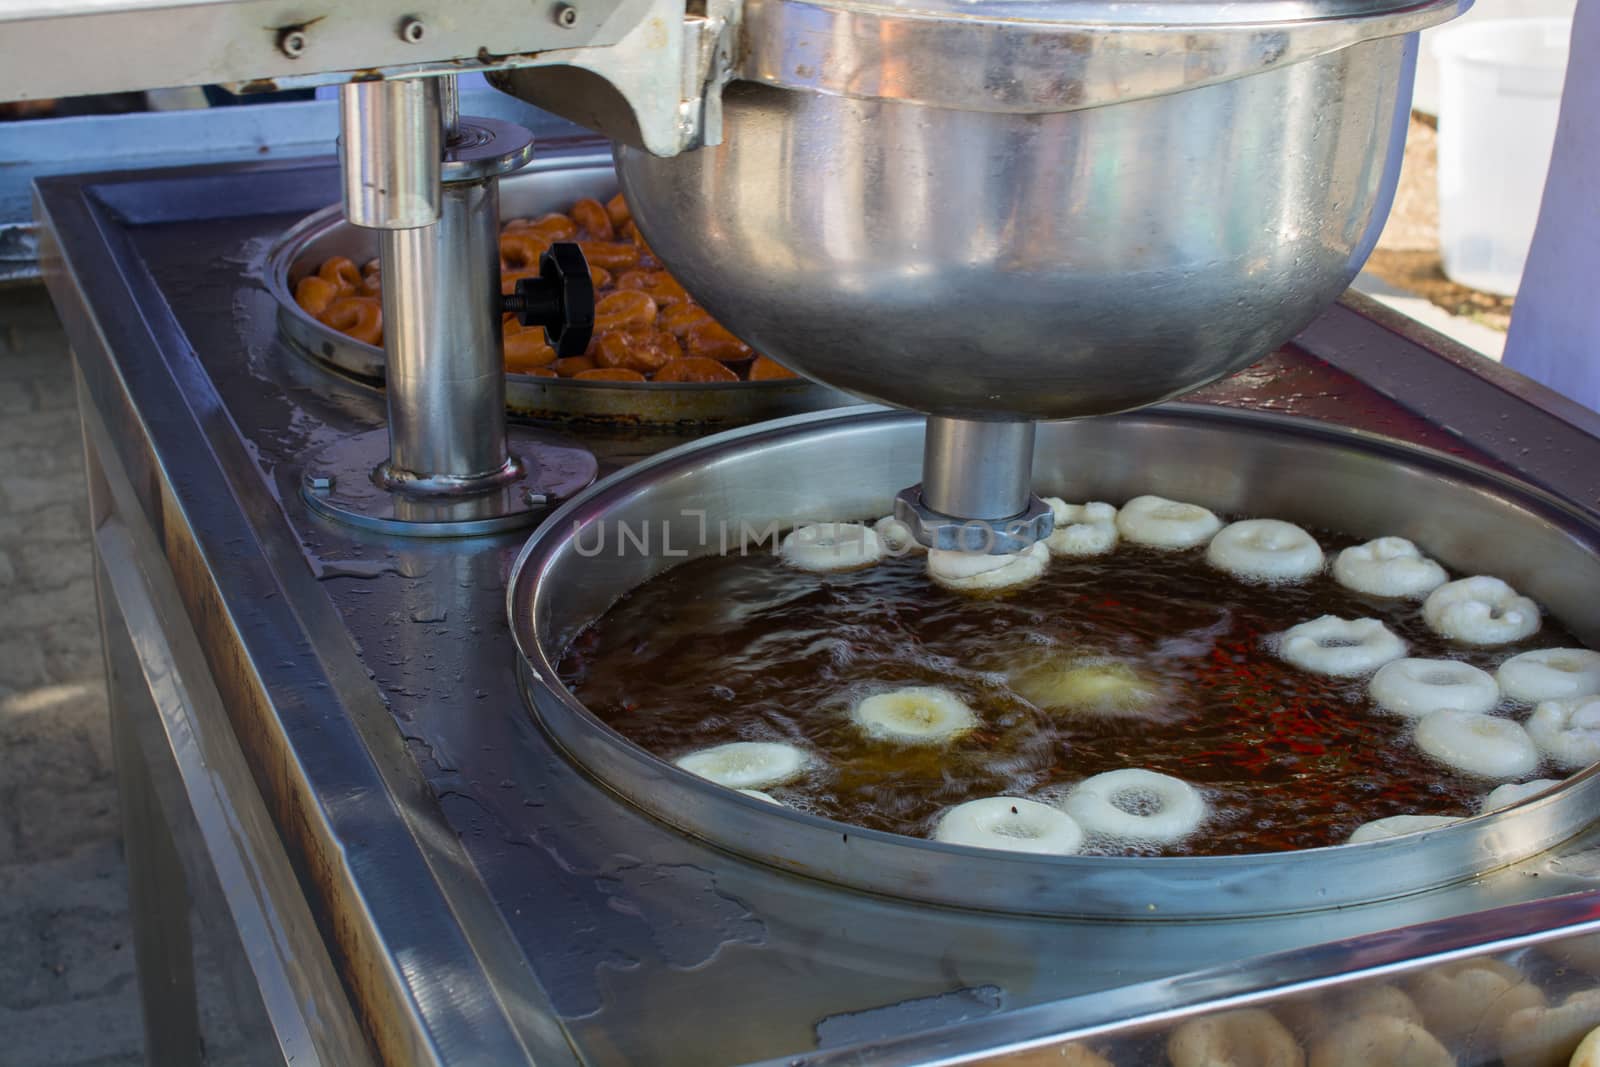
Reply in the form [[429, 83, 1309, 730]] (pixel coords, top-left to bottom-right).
[[1206, 519, 1324, 581], [1115, 494, 1221, 550], [675, 741, 810, 790], [1369, 657, 1501, 717], [1331, 537, 1448, 598], [932, 797, 1086, 855], [1063, 768, 1208, 843], [1527, 695, 1600, 770], [1482, 778, 1563, 812], [1497, 648, 1600, 703], [1042, 498, 1119, 557], [928, 542, 1049, 594], [778, 522, 882, 573], [1415, 708, 1539, 779], [1279, 616, 1406, 677], [1423, 576, 1541, 646], [873, 515, 925, 555], [1167, 1009, 1303, 1067], [852, 686, 978, 744], [1347, 814, 1462, 843]]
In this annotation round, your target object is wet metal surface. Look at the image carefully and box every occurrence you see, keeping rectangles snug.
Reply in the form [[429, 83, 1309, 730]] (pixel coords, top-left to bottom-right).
[[34, 157, 1600, 1065]]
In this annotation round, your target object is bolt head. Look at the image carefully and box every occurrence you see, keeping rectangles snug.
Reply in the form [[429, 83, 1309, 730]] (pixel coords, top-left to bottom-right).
[[524, 490, 549, 507], [399, 17, 426, 43], [554, 4, 579, 27], [307, 474, 334, 492], [277, 28, 307, 58]]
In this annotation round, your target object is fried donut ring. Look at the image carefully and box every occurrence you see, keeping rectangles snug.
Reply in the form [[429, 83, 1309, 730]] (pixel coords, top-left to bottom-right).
[[685, 318, 753, 362], [750, 355, 799, 381], [318, 296, 383, 345], [589, 265, 612, 290], [1574, 1025, 1600, 1067], [661, 302, 713, 338], [499, 232, 550, 271], [503, 327, 556, 372], [1405, 957, 1544, 1049], [987, 1043, 1113, 1067], [616, 269, 691, 308], [358, 269, 383, 297], [570, 197, 615, 240], [1279, 985, 1423, 1043], [605, 191, 631, 230], [1500, 989, 1600, 1067], [294, 274, 339, 317], [526, 212, 578, 241], [317, 255, 362, 295], [593, 329, 680, 374], [1167, 1009, 1303, 1067], [578, 239, 642, 271], [554, 355, 596, 377], [654, 357, 738, 382], [575, 367, 646, 382], [1307, 1015, 1450, 1067], [593, 289, 658, 332]]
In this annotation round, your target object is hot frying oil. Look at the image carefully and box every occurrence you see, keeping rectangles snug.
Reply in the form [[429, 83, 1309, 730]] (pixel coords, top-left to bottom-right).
[[559, 531, 1578, 854]]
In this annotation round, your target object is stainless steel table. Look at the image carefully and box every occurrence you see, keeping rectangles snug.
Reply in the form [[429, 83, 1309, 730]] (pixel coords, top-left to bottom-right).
[[33, 155, 1600, 1066]]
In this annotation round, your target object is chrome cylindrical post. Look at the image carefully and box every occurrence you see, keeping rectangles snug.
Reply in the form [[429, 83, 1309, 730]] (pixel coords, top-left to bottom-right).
[[379, 177, 510, 485], [306, 77, 597, 536], [920, 416, 1036, 520], [338, 79, 441, 229]]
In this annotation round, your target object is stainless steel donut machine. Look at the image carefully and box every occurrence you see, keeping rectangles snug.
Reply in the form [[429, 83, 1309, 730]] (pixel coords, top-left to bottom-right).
[[23, 0, 1600, 1064]]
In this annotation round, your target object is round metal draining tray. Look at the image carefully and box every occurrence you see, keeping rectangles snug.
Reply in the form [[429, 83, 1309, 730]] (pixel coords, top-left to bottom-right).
[[508, 405, 1600, 918], [264, 139, 847, 430]]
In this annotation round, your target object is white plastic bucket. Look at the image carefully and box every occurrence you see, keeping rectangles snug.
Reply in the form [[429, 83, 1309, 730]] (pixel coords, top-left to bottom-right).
[[1432, 16, 1571, 296]]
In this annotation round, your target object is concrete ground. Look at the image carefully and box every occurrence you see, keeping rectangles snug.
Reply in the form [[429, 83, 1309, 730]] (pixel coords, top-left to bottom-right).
[[0, 285, 144, 1066]]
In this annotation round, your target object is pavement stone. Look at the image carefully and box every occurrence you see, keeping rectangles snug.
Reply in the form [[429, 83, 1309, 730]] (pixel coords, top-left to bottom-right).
[[0, 287, 144, 1065]]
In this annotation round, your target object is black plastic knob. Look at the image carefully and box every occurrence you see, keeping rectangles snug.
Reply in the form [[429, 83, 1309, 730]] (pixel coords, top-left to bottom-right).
[[501, 242, 594, 357]]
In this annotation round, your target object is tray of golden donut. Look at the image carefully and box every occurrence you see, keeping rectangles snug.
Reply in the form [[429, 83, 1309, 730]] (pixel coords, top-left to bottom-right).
[[265, 140, 847, 429]]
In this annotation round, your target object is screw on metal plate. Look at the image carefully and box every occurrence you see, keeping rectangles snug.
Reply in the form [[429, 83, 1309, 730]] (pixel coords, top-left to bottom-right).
[[277, 27, 308, 58], [553, 4, 579, 27], [524, 490, 549, 507], [399, 17, 426, 43], [307, 474, 334, 492]]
